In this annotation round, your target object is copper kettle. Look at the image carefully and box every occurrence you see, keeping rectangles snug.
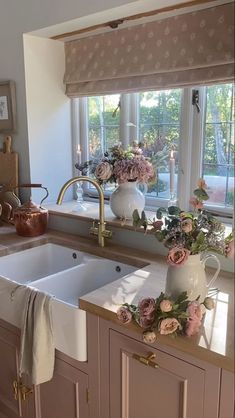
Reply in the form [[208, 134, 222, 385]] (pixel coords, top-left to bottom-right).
[[13, 184, 49, 237]]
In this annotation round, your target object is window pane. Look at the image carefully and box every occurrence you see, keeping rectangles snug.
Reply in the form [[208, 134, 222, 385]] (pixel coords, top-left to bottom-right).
[[202, 83, 234, 208], [88, 95, 120, 160], [139, 89, 182, 199]]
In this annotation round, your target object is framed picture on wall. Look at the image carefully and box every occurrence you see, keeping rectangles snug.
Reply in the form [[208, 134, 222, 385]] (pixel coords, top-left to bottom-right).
[[0, 81, 17, 133]]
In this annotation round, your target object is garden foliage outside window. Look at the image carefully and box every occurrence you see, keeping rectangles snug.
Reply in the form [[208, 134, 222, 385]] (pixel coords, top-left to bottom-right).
[[75, 82, 234, 215]]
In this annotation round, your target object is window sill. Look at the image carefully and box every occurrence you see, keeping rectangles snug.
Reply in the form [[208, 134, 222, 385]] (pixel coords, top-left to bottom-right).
[[45, 200, 151, 233], [45, 200, 232, 235]]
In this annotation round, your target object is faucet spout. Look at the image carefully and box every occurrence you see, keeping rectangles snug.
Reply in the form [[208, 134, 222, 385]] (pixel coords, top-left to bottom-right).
[[56, 176, 112, 247]]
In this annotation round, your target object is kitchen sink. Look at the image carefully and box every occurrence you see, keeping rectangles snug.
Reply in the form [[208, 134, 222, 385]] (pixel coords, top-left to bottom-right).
[[0, 243, 92, 284], [0, 242, 139, 361]]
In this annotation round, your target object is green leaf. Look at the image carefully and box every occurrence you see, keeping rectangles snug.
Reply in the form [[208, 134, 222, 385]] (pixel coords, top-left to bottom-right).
[[168, 206, 181, 216], [156, 207, 166, 219], [180, 212, 194, 220], [141, 210, 147, 223], [175, 291, 188, 304], [194, 188, 209, 201], [132, 209, 141, 228], [191, 231, 206, 254], [178, 312, 189, 319], [154, 231, 164, 242]]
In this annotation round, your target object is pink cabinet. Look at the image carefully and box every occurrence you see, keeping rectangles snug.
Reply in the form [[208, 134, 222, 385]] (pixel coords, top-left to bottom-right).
[[0, 324, 26, 418], [35, 358, 89, 418], [104, 328, 222, 418], [219, 370, 234, 418], [0, 322, 90, 418]]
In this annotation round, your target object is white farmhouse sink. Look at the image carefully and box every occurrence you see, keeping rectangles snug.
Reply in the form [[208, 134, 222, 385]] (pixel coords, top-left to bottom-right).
[[0, 243, 138, 361], [33, 258, 136, 361], [0, 243, 91, 284]]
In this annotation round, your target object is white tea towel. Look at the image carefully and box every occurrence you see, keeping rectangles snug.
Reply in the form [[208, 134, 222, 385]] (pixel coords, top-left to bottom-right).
[[19, 286, 55, 385]]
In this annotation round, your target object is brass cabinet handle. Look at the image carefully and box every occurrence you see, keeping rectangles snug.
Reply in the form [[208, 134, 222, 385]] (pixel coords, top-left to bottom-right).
[[19, 383, 33, 401], [13, 380, 19, 401], [132, 352, 159, 369], [12, 379, 33, 402]]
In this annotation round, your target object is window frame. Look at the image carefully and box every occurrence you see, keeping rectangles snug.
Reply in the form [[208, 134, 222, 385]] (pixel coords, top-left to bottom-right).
[[72, 85, 234, 219]]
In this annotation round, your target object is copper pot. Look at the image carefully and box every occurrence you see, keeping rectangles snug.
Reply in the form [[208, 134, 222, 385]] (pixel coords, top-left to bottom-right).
[[13, 184, 49, 237]]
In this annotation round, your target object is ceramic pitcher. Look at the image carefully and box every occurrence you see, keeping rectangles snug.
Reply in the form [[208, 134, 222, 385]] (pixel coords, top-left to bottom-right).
[[165, 253, 221, 302]]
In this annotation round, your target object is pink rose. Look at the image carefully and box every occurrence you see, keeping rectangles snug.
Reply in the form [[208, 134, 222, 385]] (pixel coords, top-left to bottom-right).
[[117, 306, 132, 324], [197, 178, 207, 189], [185, 317, 201, 337], [187, 301, 203, 321], [225, 240, 234, 259], [95, 161, 113, 181], [139, 313, 155, 329], [159, 318, 181, 335], [160, 299, 173, 313], [167, 247, 190, 267], [185, 300, 203, 337], [181, 218, 193, 233], [138, 298, 156, 316], [142, 330, 157, 344], [152, 220, 163, 231], [189, 197, 204, 210], [203, 297, 215, 310]]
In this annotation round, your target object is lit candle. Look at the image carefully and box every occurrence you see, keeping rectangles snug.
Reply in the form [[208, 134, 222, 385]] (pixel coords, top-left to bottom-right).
[[169, 150, 175, 195], [77, 144, 82, 167]]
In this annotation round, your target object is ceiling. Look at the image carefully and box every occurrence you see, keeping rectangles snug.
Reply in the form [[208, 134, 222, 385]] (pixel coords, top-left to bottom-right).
[[29, 0, 230, 41]]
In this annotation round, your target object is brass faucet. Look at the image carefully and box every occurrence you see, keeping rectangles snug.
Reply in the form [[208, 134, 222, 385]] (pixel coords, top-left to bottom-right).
[[56, 176, 112, 247]]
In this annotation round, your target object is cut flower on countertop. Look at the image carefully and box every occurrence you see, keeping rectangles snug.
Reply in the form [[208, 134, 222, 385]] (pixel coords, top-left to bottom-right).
[[117, 291, 217, 341]]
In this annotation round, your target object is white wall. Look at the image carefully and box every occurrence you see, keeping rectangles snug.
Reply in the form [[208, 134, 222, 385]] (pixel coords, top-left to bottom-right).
[[0, 0, 137, 200], [23, 35, 72, 203]]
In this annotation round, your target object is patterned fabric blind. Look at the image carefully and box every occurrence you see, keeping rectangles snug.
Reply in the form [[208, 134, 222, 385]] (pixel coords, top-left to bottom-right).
[[64, 2, 234, 97]]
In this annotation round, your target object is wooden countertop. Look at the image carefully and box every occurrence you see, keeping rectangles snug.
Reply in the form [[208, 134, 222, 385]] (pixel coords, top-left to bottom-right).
[[0, 225, 234, 372]]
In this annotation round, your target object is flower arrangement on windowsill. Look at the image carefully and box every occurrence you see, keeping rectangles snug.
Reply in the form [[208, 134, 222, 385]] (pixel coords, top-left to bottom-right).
[[76, 142, 155, 185], [117, 290, 217, 343], [132, 178, 234, 263], [76, 142, 155, 219]]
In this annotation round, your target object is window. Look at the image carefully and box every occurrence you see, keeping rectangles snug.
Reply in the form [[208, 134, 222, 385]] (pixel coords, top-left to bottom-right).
[[74, 83, 234, 217], [202, 84, 234, 209], [88, 95, 120, 159], [139, 89, 182, 201]]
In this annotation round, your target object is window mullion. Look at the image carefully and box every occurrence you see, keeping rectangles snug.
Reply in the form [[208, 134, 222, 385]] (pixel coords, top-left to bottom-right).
[[79, 97, 89, 195], [177, 88, 194, 211], [190, 86, 206, 193], [120, 93, 131, 148], [129, 92, 139, 143]]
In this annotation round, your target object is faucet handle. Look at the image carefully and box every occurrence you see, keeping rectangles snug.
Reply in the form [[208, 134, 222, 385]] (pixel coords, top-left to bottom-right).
[[102, 229, 112, 239], [89, 220, 98, 236]]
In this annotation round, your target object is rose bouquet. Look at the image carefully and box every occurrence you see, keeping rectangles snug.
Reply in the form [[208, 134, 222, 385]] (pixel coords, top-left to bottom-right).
[[117, 291, 216, 342], [133, 178, 234, 266], [76, 143, 155, 185]]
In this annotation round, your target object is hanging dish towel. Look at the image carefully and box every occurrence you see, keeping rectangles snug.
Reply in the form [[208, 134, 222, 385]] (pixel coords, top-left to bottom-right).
[[17, 285, 55, 385]]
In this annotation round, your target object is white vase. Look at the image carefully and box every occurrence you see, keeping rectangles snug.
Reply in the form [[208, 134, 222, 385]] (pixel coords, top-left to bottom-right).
[[165, 253, 221, 302], [110, 181, 145, 219]]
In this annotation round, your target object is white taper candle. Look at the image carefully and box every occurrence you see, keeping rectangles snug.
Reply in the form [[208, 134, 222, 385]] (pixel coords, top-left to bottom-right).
[[169, 150, 175, 195]]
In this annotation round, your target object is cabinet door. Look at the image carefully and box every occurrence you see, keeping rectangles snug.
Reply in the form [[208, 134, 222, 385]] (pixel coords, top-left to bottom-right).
[[0, 326, 23, 418], [219, 370, 234, 418], [36, 358, 89, 418], [110, 331, 207, 418]]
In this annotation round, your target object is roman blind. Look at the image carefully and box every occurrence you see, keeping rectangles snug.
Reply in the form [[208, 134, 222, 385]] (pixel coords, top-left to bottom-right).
[[64, 2, 234, 97]]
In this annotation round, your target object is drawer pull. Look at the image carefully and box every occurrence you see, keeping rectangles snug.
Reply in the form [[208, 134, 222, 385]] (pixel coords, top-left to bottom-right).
[[132, 352, 159, 369]]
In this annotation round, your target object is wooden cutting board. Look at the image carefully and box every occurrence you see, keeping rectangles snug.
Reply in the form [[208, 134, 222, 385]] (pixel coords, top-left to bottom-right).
[[0, 136, 18, 190]]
